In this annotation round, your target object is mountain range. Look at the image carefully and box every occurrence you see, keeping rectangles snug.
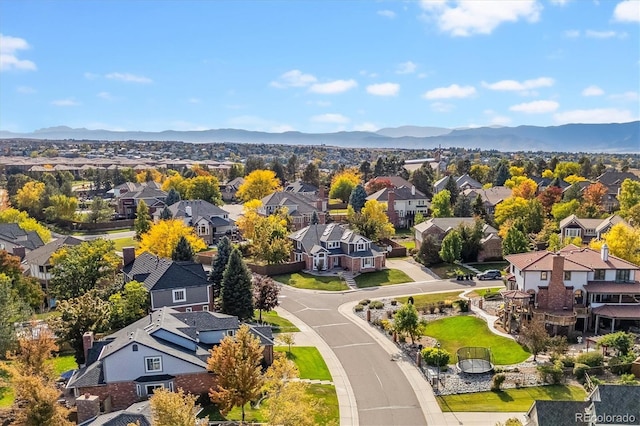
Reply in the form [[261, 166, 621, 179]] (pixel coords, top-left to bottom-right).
[[1, 122, 638, 153]]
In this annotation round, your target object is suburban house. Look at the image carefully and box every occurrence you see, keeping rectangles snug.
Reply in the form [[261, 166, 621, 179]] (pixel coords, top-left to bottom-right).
[[260, 190, 327, 230], [221, 177, 244, 202], [67, 306, 274, 416], [113, 181, 168, 219], [78, 400, 151, 426], [525, 384, 640, 426], [0, 223, 45, 257], [433, 174, 483, 194], [21, 235, 83, 308], [366, 185, 430, 229], [289, 223, 386, 272], [595, 170, 640, 212], [461, 186, 513, 215], [284, 179, 318, 197], [153, 199, 235, 245], [121, 248, 213, 312], [505, 245, 640, 335], [559, 214, 628, 243], [414, 218, 502, 261]]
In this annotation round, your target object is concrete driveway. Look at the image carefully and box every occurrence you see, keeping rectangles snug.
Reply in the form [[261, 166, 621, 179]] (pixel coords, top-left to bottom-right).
[[385, 258, 440, 282]]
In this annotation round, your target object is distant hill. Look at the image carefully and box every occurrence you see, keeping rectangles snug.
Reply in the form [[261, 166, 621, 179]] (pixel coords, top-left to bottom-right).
[[1, 121, 638, 153]]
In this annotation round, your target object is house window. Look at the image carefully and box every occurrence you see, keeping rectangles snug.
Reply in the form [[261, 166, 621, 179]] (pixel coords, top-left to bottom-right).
[[199, 225, 207, 235], [594, 269, 605, 280], [136, 384, 142, 396], [565, 228, 581, 238], [356, 242, 366, 251], [145, 356, 162, 373], [361, 257, 374, 268], [574, 290, 584, 305], [540, 271, 548, 280], [185, 307, 192, 313], [564, 271, 571, 281], [226, 330, 236, 337], [616, 269, 630, 282], [294, 253, 303, 262], [132, 344, 138, 352], [202, 305, 209, 311], [172, 289, 186, 303], [146, 384, 164, 395]]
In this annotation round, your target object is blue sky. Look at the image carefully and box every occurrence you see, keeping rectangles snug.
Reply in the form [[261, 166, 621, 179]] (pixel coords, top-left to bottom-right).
[[1, 0, 639, 134]]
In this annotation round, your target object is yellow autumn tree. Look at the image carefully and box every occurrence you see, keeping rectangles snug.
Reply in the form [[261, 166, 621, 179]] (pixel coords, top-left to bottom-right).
[[162, 172, 190, 199], [329, 169, 361, 202], [0, 207, 52, 242], [236, 169, 282, 202], [236, 200, 291, 264], [15, 181, 46, 216], [511, 178, 538, 200], [589, 223, 640, 265], [136, 168, 163, 183], [137, 219, 206, 258], [149, 387, 208, 426]]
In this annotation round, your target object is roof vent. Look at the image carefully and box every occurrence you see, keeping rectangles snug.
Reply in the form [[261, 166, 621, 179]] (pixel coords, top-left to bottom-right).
[[601, 243, 609, 262], [185, 206, 192, 217]]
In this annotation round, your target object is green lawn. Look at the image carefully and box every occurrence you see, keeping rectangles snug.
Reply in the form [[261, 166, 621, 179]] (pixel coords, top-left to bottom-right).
[[0, 386, 14, 409], [424, 316, 530, 365], [395, 291, 464, 309], [275, 346, 332, 381], [354, 269, 413, 288], [429, 263, 477, 279], [437, 385, 586, 412], [400, 240, 415, 250], [272, 272, 348, 291], [467, 286, 504, 299], [50, 354, 77, 376], [468, 261, 509, 272], [112, 236, 139, 251], [254, 310, 300, 333]]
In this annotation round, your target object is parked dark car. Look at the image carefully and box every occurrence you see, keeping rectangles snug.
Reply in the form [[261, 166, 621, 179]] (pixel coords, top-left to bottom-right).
[[477, 269, 502, 280]]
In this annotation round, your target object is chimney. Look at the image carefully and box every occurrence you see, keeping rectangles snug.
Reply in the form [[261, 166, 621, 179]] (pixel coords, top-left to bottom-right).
[[12, 246, 26, 260], [122, 247, 136, 266], [411, 185, 416, 196], [82, 331, 94, 364], [316, 186, 326, 212], [387, 190, 398, 227], [185, 205, 192, 217], [547, 254, 567, 310], [76, 394, 100, 423], [601, 243, 609, 262]]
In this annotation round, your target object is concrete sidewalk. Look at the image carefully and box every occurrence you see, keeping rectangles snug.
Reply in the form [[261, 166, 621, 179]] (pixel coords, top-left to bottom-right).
[[387, 258, 440, 282]]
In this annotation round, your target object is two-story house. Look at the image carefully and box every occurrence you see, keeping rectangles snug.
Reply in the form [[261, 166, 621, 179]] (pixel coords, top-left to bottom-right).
[[433, 174, 483, 194], [462, 186, 513, 215], [559, 214, 627, 243], [366, 185, 430, 229], [505, 245, 640, 335], [284, 180, 318, 198], [260, 190, 327, 231], [595, 170, 640, 212], [122, 248, 213, 312], [67, 307, 274, 412], [221, 177, 244, 202], [153, 199, 235, 245], [0, 223, 45, 257], [113, 181, 168, 219], [289, 223, 386, 272]]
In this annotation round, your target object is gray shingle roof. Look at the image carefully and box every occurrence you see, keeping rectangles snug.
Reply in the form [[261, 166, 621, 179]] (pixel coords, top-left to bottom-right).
[[164, 199, 229, 220], [0, 223, 45, 251], [261, 191, 320, 216], [122, 252, 208, 291], [366, 186, 428, 202], [79, 401, 152, 426], [22, 235, 83, 266], [527, 400, 589, 426]]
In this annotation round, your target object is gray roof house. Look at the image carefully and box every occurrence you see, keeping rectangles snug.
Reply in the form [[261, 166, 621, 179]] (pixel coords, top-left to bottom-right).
[[433, 174, 483, 194], [414, 218, 501, 261], [462, 186, 513, 215], [121, 249, 213, 312], [260, 191, 327, 230], [68, 306, 274, 414], [366, 185, 430, 229], [289, 223, 386, 273], [153, 199, 235, 245], [559, 214, 628, 243], [114, 182, 167, 219], [78, 400, 152, 426], [284, 179, 318, 197], [0, 223, 45, 256]]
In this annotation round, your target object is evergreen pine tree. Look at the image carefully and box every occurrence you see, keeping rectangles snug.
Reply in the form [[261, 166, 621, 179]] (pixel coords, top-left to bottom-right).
[[348, 184, 368, 213], [165, 188, 181, 207], [171, 236, 195, 261], [271, 159, 286, 186], [160, 206, 173, 220], [444, 175, 459, 206], [134, 200, 152, 239], [453, 195, 472, 217], [311, 210, 319, 225], [221, 248, 254, 321], [472, 194, 487, 219], [493, 162, 511, 187], [209, 237, 232, 309]]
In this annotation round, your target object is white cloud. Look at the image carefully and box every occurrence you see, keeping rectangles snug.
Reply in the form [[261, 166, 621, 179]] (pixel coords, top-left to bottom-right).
[[311, 113, 350, 124], [16, 86, 36, 94], [554, 108, 638, 124], [482, 77, 554, 92], [51, 98, 81, 107], [97, 91, 114, 100], [509, 100, 559, 113], [582, 85, 604, 96], [564, 29, 580, 38], [377, 9, 396, 18], [419, 0, 542, 37], [550, 0, 571, 5], [396, 61, 417, 74], [430, 102, 455, 112], [423, 84, 476, 99], [0, 34, 36, 71], [366, 83, 400, 96], [309, 79, 357, 94], [613, 0, 640, 23], [353, 122, 379, 132], [609, 91, 639, 102], [585, 30, 618, 38], [270, 69, 317, 88], [84, 72, 100, 80], [105, 72, 152, 84], [306, 100, 332, 107]]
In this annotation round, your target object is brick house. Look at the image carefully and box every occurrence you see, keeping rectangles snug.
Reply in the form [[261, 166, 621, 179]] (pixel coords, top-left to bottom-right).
[[67, 307, 273, 413], [461, 186, 513, 215], [289, 223, 386, 273], [113, 181, 167, 219], [121, 248, 213, 312], [366, 186, 430, 229], [260, 189, 327, 231], [505, 245, 640, 335]]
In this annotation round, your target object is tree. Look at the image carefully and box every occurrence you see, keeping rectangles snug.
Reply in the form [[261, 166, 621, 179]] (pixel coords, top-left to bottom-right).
[[347, 200, 395, 242], [439, 230, 462, 264], [364, 177, 393, 195], [472, 194, 487, 219], [329, 169, 360, 202], [578, 182, 607, 218], [186, 175, 222, 205], [108, 281, 149, 329], [44, 194, 78, 221], [172, 235, 195, 261], [503, 227, 529, 256], [551, 199, 580, 222], [431, 190, 453, 218], [1, 250, 43, 310], [444, 175, 459, 206], [0, 208, 52, 243], [237, 201, 292, 265], [494, 196, 528, 227], [15, 181, 46, 218], [417, 235, 442, 266], [511, 178, 538, 200], [87, 197, 113, 223], [271, 158, 286, 186], [348, 184, 367, 213], [597, 331, 635, 356], [410, 163, 435, 198], [244, 156, 266, 175], [228, 163, 244, 180], [221, 248, 254, 321], [469, 164, 492, 185], [537, 186, 563, 217], [253, 274, 279, 322], [160, 206, 173, 219], [138, 219, 206, 259], [519, 320, 549, 361], [301, 162, 320, 188], [8, 368, 73, 426], [265, 379, 324, 426], [207, 324, 264, 423], [554, 161, 581, 179], [0, 274, 30, 356], [459, 221, 483, 263], [236, 169, 282, 202], [50, 239, 120, 300], [134, 200, 152, 239], [277, 333, 295, 353], [165, 187, 183, 207], [311, 210, 319, 225], [493, 162, 510, 186], [618, 178, 640, 218], [393, 303, 424, 344], [49, 290, 111, 364], [286, 154, 299, 181], [589, 223, 640, 265], [209, 237, 232, 309], [149, 387, 208, 426], [453, 195, 472, 217], [359, 160, 372, 182], [14, 324, 59, 380]]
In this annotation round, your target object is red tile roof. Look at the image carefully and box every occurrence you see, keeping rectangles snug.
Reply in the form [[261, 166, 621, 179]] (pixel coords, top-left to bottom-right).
[[592, 304, 640, 319], [584, 281, 640, 294], [505, 246, 639, 272]]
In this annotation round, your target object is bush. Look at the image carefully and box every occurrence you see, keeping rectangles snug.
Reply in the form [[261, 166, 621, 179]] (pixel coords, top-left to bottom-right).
[[421, 347, 451, 367], [609, 355, 634, 375], [561, 356, 575, 368], [576, 352, 604, 367], [359, 299, 371, 306], [537, 360, 564, 384], [454, 299, 470, 312], [354, 304, 364, 312], [390, 300, 397, 306], [573, 363, 590, 381], [370, 300, 384, 309], [619, 373, 638, 385], [427, 304, 437, 314], [386, 310, 394, 319], [491, 373, 506, 391], [380, 319, 393, 332]]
